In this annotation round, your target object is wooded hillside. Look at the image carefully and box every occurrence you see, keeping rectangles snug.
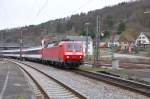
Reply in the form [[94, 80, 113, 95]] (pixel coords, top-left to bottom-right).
[[0, 0, 150, 45]]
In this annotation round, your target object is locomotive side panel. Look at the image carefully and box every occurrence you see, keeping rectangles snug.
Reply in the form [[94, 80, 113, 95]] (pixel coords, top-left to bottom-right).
[[42, 45, 64, 63], [42, 42, 84, 68]]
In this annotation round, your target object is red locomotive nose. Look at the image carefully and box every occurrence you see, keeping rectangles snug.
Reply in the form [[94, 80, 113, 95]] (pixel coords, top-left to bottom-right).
[[65, 51, 83, 60], [73, 50, 75, 52], [65, 55, 83, 60]]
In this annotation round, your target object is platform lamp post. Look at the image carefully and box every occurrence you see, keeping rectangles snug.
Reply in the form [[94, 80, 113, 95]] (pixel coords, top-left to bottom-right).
[[85, 22, 90, 62]]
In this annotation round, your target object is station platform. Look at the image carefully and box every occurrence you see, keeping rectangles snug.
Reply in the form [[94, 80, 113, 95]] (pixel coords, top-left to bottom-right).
[[0, 60, 34, 99]]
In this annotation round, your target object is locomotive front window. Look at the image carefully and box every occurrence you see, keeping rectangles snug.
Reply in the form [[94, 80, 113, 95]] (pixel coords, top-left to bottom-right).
[[74, 44, 81, 50], [65, 44, 81, 50]]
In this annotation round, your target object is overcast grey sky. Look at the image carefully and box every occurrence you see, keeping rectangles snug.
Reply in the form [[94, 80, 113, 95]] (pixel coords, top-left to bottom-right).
[[0, 0, 131, 30]]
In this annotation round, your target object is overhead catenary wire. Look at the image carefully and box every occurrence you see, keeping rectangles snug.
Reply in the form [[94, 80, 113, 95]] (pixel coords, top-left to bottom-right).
[[69, 0, 95, 15], [32, 0, 48, 23]]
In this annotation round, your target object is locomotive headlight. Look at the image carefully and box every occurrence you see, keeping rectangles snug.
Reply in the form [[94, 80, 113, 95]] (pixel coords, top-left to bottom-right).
[[79, 56, 82, 58], [66, 56, 70, 59]]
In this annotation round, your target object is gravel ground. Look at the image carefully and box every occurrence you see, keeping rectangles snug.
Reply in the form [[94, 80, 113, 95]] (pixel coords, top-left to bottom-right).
[[22, 61, 150, 99]]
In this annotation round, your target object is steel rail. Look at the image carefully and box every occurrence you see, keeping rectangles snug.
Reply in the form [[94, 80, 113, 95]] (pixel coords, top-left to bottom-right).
[[72, 70, 150, 97], [18, 66, 44, 99], [13, 61, 50, 99], [11, 60, 87, 99], [87, 61, 150, 69]]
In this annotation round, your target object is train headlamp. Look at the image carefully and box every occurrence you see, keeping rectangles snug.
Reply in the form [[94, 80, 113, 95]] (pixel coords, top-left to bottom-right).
[[66, 56, 70, 59], [79, 56, 82, 58]]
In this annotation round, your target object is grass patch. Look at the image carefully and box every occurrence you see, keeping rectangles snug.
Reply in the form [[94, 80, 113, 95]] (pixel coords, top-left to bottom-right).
[[104, 69, 130, 77], [79, 65, 108, 72], [16, 96, 24, 99]]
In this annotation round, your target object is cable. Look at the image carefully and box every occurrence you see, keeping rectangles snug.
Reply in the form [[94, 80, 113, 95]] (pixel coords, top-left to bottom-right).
[[32, 0, 48, 23], [70, 0, 95, 14]]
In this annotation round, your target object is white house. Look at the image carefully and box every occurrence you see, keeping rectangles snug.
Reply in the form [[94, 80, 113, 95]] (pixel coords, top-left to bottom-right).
[[66, 35, 93, 56], [135, 32, 150, 46]]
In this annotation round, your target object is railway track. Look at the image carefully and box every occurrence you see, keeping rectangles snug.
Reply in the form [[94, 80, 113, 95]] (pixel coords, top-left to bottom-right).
[[88, 62, 150, 69], [11, 60, 86, 99], [8, 60, 150, 99], [22, 61, 150, 97], [19, 65, 44, 99], [100, 60, 150, 69], [72, 70, 150, 97]]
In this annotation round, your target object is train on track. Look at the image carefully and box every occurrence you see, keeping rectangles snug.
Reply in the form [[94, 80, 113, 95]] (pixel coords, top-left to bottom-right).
[[0, 41, 84, 68]]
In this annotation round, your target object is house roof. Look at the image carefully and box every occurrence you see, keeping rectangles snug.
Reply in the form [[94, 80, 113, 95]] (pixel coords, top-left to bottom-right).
[[142, 32, 150, 39], [119, 32, 137, 42]]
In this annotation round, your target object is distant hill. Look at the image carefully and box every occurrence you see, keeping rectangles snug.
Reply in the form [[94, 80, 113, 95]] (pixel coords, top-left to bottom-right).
[[0, 0, 150, 45]]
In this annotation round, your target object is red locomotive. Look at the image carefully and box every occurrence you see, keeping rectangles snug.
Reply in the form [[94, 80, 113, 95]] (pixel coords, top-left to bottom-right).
[[42, 41, 84, 68], [1, 41, 84, 68]]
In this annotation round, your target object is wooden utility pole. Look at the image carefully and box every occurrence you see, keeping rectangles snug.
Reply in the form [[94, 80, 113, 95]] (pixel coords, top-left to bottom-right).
[[20, 30, 23, 61]]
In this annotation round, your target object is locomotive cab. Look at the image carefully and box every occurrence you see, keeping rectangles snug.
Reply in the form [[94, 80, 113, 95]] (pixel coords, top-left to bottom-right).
[[64, 42, 84, 67]]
